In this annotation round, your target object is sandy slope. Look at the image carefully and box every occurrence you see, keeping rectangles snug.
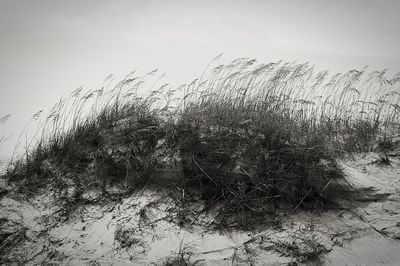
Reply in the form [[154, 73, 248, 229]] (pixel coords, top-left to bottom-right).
[[1, 153, 400, 265]]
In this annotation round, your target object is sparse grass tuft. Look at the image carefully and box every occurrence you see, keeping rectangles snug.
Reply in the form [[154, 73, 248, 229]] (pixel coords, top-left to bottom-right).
[[271, 223, 330, 263], [161, 240, 197, 266]]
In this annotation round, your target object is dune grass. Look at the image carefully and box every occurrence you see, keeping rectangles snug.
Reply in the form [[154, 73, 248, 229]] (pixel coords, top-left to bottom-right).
[[2, 58, 400, 224]]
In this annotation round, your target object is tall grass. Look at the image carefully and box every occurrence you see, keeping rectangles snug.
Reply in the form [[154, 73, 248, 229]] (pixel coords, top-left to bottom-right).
[[175, 59, 399, 220], [3, 58, 400, 221]]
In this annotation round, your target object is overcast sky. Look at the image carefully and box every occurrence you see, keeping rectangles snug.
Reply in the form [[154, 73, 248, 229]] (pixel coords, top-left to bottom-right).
[[1, 0, 400, 159]]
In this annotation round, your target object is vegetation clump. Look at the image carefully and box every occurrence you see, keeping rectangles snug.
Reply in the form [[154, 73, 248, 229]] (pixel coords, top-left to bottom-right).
[[1, 57, 400, 227]]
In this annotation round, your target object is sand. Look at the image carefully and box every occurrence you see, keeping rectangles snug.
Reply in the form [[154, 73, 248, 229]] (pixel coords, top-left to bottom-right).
[[1, 152, 400, 265]]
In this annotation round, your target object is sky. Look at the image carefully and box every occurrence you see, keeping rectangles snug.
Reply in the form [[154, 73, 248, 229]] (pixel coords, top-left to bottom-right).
[[1, 0, 400, 160]]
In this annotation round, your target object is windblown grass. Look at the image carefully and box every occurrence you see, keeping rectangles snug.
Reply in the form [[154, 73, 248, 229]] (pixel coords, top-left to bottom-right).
[[3, 57, 400, 224], [173, 59, 400, 221]]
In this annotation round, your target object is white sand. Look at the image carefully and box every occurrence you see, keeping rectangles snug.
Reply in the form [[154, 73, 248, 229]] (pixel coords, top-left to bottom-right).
[[1, 153, 400, 265]]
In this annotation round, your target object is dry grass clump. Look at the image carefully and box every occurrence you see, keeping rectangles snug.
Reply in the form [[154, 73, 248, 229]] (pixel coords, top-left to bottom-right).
[[5, 74, 170, 196], [2, 57, 400, 224], [173, 59, 399, 222]]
